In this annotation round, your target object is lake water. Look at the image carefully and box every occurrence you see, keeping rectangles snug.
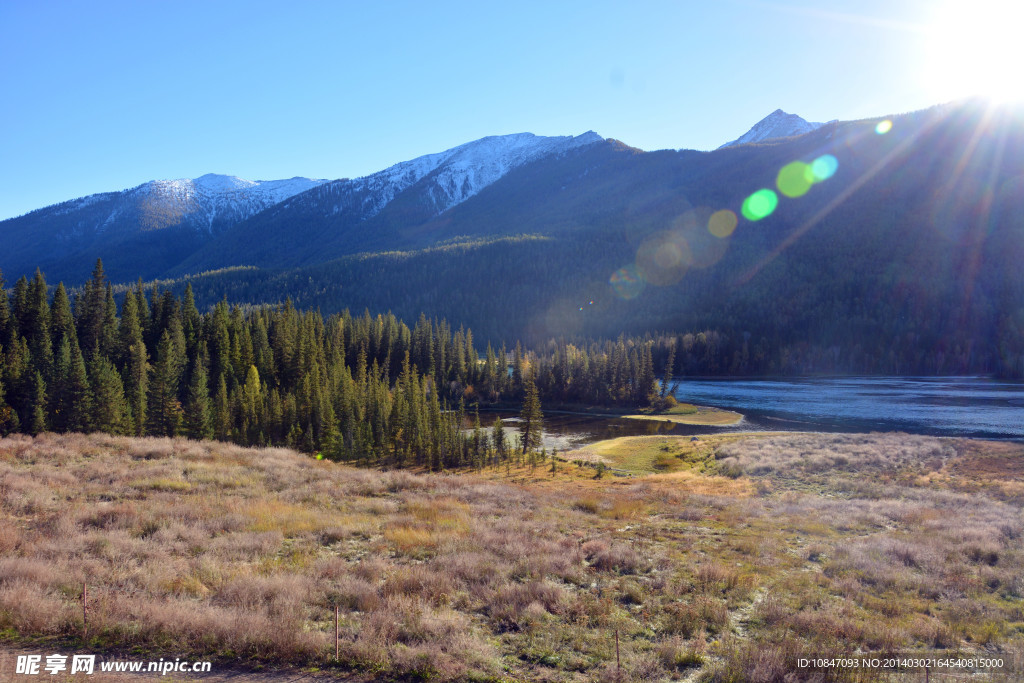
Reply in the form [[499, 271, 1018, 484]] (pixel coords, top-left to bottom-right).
[[672, 376, 1024, 441], [480, 376, 1024, 450]]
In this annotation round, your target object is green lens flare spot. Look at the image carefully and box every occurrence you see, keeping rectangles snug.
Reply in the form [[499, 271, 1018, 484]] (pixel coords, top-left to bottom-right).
[[809, 154, 838, 182], [741, 189, 778, 221], [777, 161, 813, 198], [876, 119, 893, 134], [708, 209, 738, 238]]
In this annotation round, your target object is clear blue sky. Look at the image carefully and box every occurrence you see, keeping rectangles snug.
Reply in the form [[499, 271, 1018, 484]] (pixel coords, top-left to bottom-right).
[[0, 0, 954, 220]]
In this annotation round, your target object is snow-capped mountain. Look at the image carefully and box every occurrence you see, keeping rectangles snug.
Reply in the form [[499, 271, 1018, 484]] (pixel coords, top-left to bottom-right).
[[718, 110, 827, 149], [166, 131, 605, 274], [288, 131, 603, 222], [113, 174, 328, 233], [36, 173, 327, 240], [0, 131, 604, 283]]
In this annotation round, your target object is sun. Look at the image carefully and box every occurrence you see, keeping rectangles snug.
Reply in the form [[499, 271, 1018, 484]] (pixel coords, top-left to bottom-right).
[[923, 0, 1024, 103]]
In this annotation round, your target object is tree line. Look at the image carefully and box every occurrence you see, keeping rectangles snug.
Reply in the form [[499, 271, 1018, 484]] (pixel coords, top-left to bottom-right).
[[0, 262, 665, 469]]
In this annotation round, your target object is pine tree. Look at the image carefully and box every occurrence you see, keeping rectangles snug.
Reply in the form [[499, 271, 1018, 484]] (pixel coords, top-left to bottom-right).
[[492, 415, 506, 466], [126, 338, 148, 436], [0, 367, 20, 436], [50, 283, 76, 351], [29, 371, 47, 435], [519, 376, 543, 454], [0, 269, 10, 349], [661, 342, 677, 399], [213, 375, 231, 440], [184, 344, 213, 440], [147, 330, 183, 436], [89, 356, 128, 434], [65, 337, 92, 432], [25, 270, 52, 377], [77, 259, 107, 356]]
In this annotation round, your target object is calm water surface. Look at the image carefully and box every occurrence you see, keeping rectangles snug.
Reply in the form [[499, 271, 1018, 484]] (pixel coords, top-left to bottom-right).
[[482, 377, 1024, 449], [672, 376, 1024, 441]]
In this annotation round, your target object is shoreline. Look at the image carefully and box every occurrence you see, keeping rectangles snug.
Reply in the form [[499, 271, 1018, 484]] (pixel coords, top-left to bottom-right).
[[482, 403, 745, 427]]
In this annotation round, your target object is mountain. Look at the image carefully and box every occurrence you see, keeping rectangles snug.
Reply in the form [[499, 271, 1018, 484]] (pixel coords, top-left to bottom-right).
[[165, 101, 1024, 377], [718, 109, 827, 148], [2, 100, 1023, 377], [0, 174, 326, 284], [0, 133, 602, 283], [170, 131, 604, 273]]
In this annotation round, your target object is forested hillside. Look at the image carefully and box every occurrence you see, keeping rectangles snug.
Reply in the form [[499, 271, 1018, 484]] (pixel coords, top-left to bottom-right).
[[0, 264, 670, 464]]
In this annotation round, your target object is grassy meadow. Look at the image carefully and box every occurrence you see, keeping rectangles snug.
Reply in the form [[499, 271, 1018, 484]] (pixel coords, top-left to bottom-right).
[[1, 431, 1022, 681]]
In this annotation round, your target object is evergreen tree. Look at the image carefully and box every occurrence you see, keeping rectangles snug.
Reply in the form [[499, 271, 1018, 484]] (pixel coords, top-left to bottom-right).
[[213, 375, 230, 440], [89, 356, 128, 434], [0, 369, 20, 436], [11, 276, 29, 341], [147, 330, 183, 436], [184, 343, 213, 440], [65, 337, 92, 432], [126, 337, 148, 436], [0, 270, 10, 349], [519, 376, 543, 454], [661, 342, 677, 399], [77, 259, 107, 356], [29, 371, 47, 435], [491, 415, 506, 465], [50, 283, 76, 351]]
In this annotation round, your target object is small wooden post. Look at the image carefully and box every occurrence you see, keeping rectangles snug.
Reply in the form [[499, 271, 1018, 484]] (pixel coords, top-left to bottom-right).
[[615, 627, 620, 680], [82, 583, 88, 641], [334, 604, 339, 661]]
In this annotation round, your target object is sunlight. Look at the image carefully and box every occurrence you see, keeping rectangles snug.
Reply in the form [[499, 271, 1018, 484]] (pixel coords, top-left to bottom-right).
[[924, 0, 1024, 103]]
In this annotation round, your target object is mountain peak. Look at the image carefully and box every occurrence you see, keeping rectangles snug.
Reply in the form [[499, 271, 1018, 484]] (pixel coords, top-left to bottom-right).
[[718, 110, 825, 149], [193, 173, 257, 192]]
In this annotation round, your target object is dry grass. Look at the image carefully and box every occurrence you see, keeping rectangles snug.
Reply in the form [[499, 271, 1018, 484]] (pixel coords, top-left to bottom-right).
[[1, 431, 1022, 681]]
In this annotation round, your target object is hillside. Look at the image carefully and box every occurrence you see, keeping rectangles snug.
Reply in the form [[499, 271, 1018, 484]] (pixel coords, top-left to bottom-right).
[[164, 100, 1024, 376], [2, 432, 1021, 681], [2, 99, 1023, 377]]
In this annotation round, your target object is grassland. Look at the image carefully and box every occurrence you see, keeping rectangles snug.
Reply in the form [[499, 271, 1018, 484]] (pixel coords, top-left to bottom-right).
[[1, 431, 1022, 681]]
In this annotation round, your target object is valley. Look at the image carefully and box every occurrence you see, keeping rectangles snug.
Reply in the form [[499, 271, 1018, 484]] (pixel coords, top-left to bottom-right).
[[1, 98, 1022, 682]]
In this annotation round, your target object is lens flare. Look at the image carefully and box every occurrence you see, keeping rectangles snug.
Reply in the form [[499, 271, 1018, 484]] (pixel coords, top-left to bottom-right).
[[636, 231, 691, 286], [777, 161, 813, 198], [609, 265, 645, 299], [708, 209, 738, 238], [809, 154, 838, 182], [741, 189, 778, 221], [875, 119, 893, 135]]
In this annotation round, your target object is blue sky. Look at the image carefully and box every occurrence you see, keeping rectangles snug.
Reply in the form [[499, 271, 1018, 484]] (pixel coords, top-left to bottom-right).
[[0, 0, 954, 220]]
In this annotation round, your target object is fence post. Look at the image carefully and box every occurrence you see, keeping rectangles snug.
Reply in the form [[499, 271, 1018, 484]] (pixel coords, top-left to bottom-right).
[[334, 604, 339, 661]]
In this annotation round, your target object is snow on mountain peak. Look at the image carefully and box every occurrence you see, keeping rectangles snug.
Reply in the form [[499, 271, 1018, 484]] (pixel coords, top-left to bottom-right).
[[718, 110, 826, 149], [130, 174, 328, 232], [332, 131, 604, 220], [193, 173, 258, 192], [424, 131, 604, 213]]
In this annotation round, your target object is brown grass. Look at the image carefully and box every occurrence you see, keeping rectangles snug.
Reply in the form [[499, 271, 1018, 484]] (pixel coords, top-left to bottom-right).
[[1, 431, 1022, 681]]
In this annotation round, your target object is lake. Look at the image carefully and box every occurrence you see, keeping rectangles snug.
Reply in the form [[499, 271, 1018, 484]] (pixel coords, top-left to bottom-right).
[[479, 376, 1024, 450], [672, 376, 1024, 441]]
